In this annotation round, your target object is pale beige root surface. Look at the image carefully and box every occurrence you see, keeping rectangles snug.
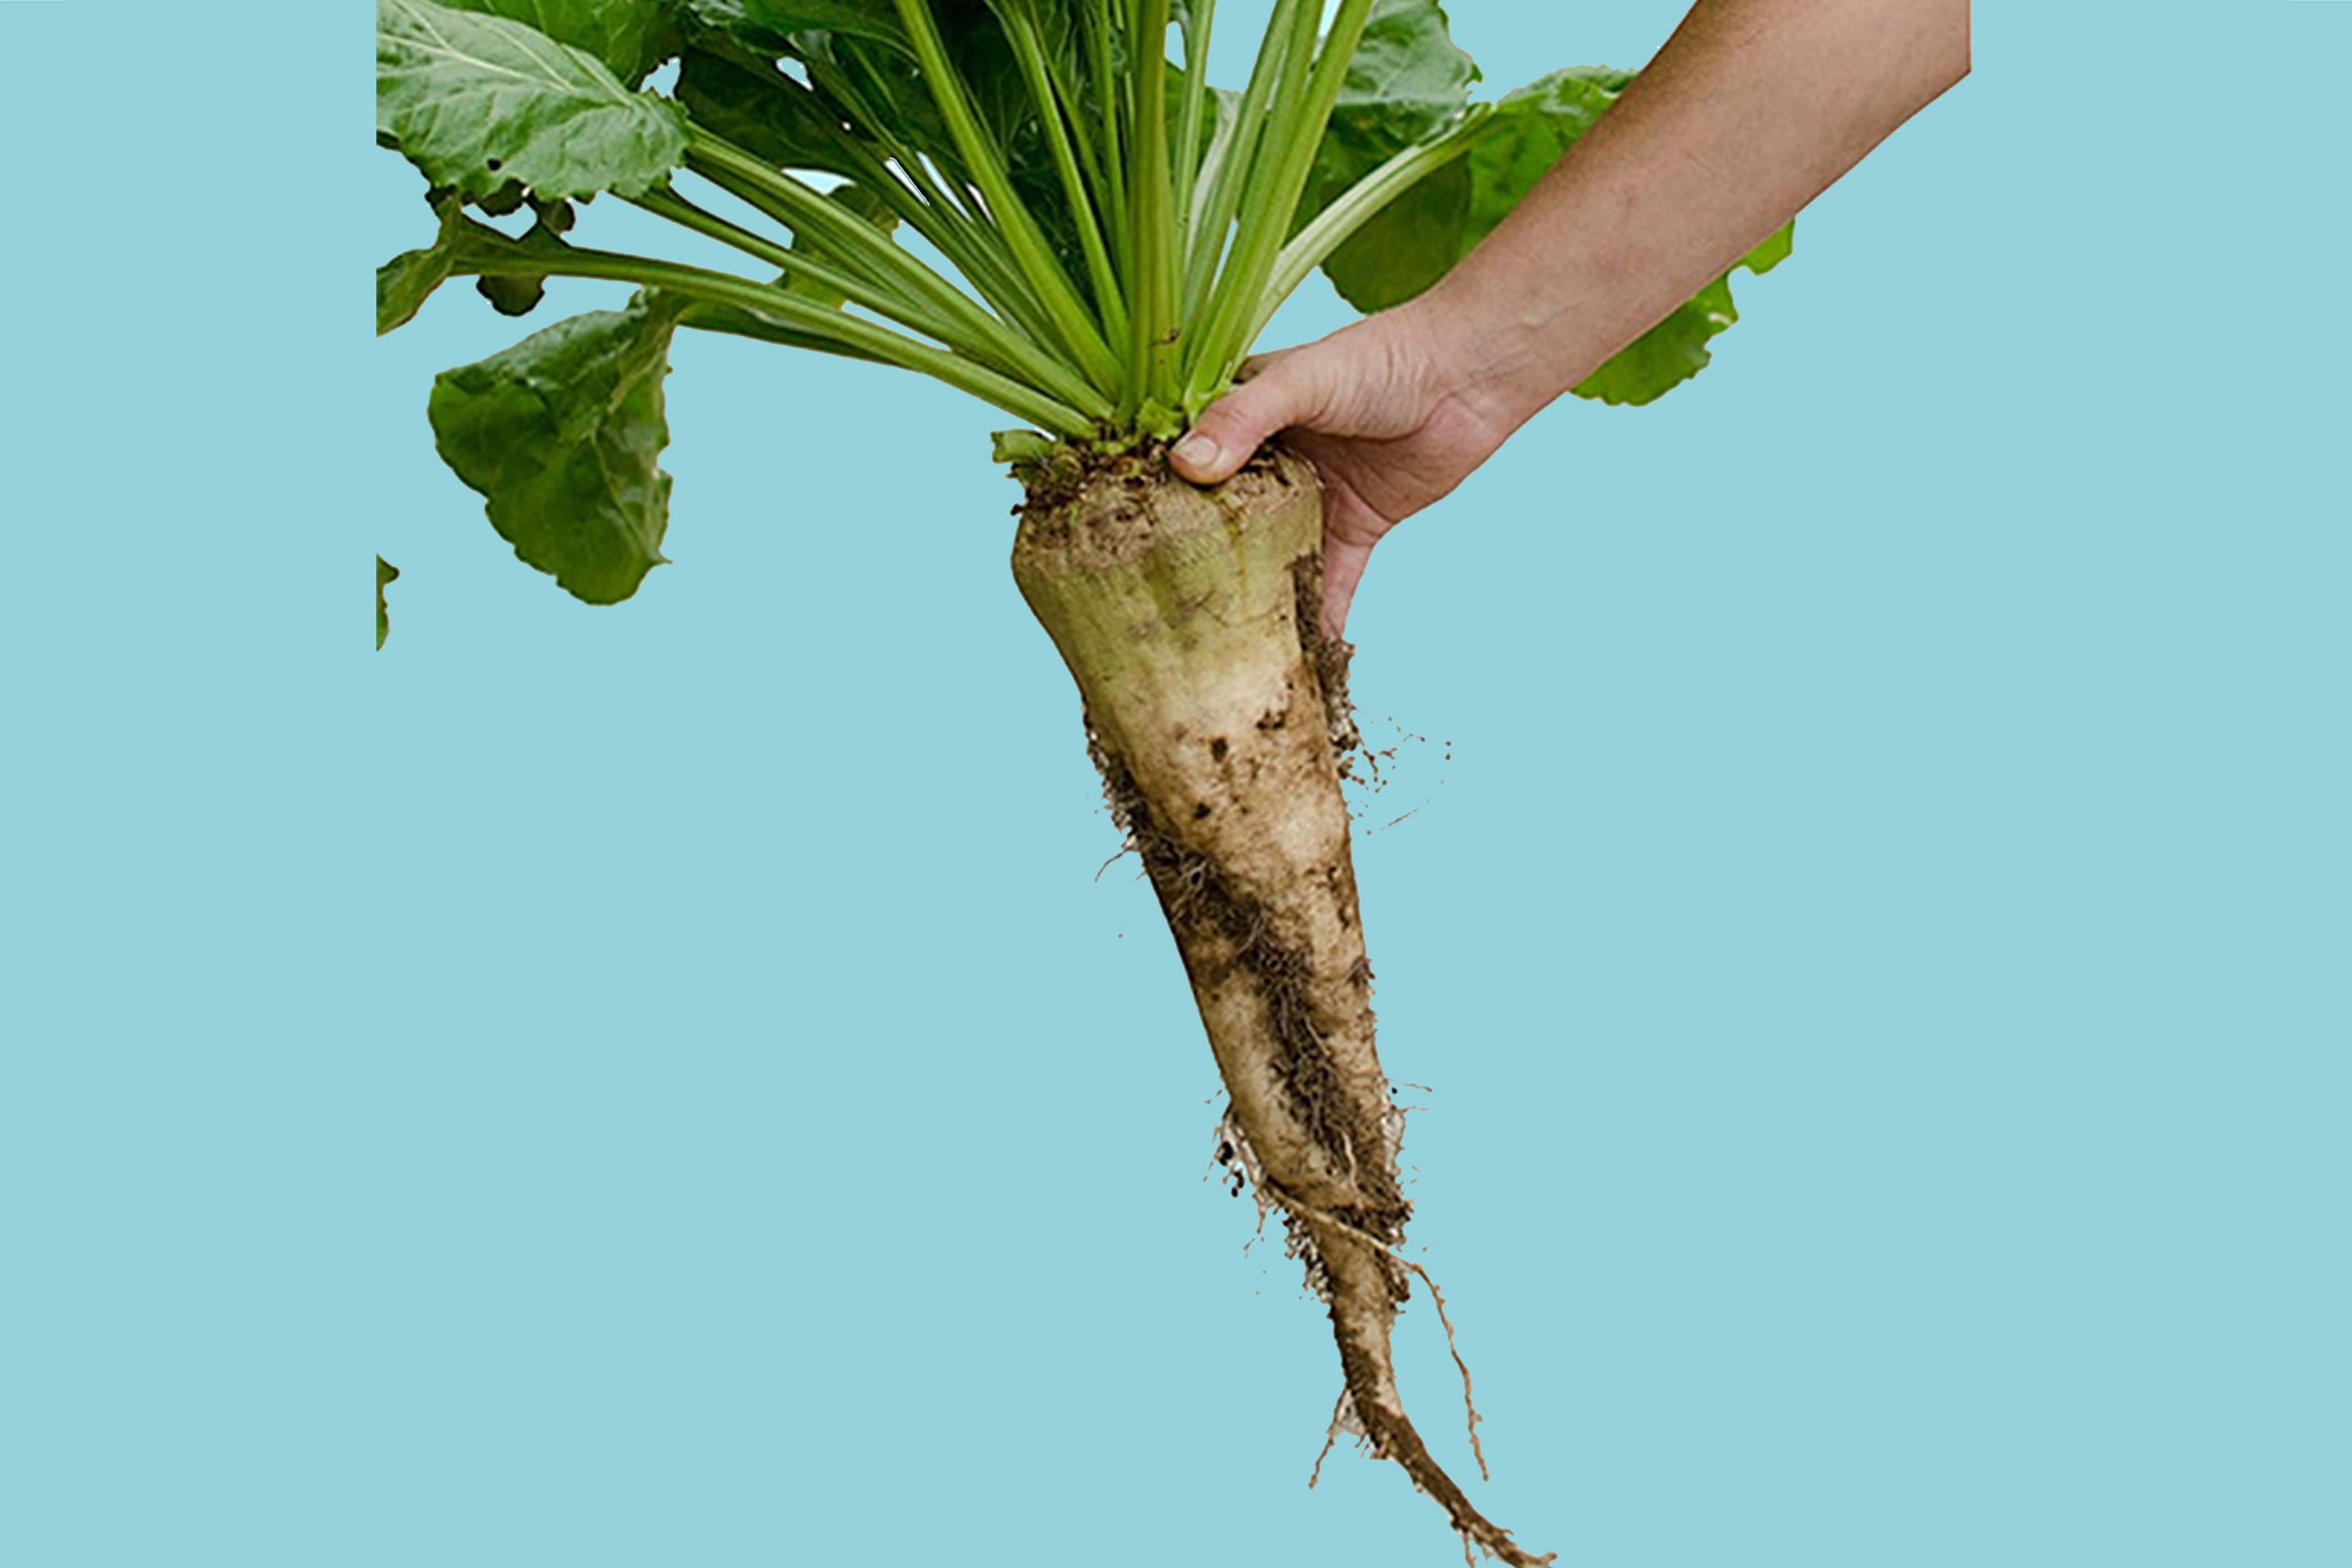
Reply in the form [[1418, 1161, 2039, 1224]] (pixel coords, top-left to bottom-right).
[[1012, 450, 1552, 1567]]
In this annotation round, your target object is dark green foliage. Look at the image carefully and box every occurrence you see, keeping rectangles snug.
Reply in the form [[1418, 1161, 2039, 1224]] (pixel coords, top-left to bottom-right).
[[675, 47, 867, 176], [427, 292, 683, 604], [376, 556, 400, 650], [376, 196, 467, 335], [376, 0, 689, 204], [685, 0, 909, 53], [435, 0, 683, 85], [375, 0, 1810, 607], [377, 192, 581, 334], [1305, 0, 1482, 229]]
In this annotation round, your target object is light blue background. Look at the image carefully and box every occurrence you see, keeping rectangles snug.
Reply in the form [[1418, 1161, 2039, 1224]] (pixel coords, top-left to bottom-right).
[[3, 4, 2346, 1565]]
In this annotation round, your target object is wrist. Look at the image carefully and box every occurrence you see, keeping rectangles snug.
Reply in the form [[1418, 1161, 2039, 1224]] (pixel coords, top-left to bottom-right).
[[1399, 235, 1642, 438], [1390, 281, 1551, 442]]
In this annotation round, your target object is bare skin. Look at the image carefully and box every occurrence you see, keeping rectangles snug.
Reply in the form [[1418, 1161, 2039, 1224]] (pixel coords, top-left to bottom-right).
[[1171, 0, 1973, 636]]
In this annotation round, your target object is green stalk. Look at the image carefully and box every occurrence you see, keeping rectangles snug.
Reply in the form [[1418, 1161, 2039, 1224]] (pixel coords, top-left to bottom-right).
[[848, 142, 1066, 351], [1183, 0, 1322, 385], [890, 0, 1123, 395], [1239, 108, 1496, 352], [1188, 91, 1240, 242], [631, 186, 925, 319], [1185, 0, 1377, 401], [803, 48, 987, 231], [1046, 42, 1109, 209], [673, 302, 890, 365], [1087, 5, 1129, 278], [466, 242, 1097, 437], [684, 132, 1104, 414], [687, 136, 967, 314], [1173, 0, 1217, 248], [1002, 7, 1129, 347], [789, 47, 1072, 362], [1129, 0, 1180, 418], [1180, 0, 1304, 321], [779, 87, 1058, 347], [629, 185, 1104, 417]]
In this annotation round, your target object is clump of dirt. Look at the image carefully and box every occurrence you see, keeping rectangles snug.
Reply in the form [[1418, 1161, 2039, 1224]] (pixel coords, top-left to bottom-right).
[[1290, 552, 1363, 764], [1007, 439, 1144, 522], [1012, 436, 1293, 531]]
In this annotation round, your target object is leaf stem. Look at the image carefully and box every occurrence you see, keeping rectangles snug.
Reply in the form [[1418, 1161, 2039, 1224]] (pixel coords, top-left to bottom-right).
[[790, 55, 1065, 349], [468, 242, 1098, 436], [1173, 0, 1217, 249], [633, 184, 1102, 416], [889, 0, 1123, 395], [1241, 109, 1494, 353], [1186, 0, 1377, 401], [1002, 7, 1129, 346], [1181, 0, 1303, 321], [679, 133, 1105, 416], [631, 190, 930, 336], [1129, 0, 1180, 417], [1087, 5, 1129, 271]]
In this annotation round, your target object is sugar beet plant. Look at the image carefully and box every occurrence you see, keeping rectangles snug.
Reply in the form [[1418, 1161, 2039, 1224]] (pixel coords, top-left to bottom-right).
[[377, 0, 1795, 1558]]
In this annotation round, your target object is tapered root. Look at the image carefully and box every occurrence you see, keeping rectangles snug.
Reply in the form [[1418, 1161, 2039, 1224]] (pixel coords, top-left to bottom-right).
[[1012, 446, 1550, 1565], [1299, 1203, 1556, 1568]]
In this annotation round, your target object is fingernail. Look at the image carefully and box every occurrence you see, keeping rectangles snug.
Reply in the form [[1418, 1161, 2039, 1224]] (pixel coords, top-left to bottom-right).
[[1172, 432, 1219, 472]]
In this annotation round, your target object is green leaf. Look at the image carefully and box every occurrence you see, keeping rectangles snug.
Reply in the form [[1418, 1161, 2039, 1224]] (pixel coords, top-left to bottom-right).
[[1329, 0, 1482, 154], [675, 46, 864, 175], [475, 272, 550, 316], [377, 196, 468, 334], [472, 177, 533, 216], [1318, 154, 1470, 317], [376, 191, 579, 333], [1303, 0, 1482, 310], [377, 556, 401, 650], [376, 0, 690, 204], [1316, 66, 1618, 316], [428, 292, 683, 604], [472, 197, 577, 317], [378, 243, 454, 335], [435, 0, 681, 85], [1302, 0, 1480, 226], [1741, 222, 1794, 276], [990, 427, 1053, 463], [681, 0, 908, 54]]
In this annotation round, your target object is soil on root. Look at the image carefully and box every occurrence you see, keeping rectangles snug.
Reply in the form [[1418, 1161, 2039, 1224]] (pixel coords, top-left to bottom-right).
[[1088, 735, 1408, 1251], [1290, 551, 1364, 764], [1011, 438, 1295, 534], [1022, 447, 1551, 1566]]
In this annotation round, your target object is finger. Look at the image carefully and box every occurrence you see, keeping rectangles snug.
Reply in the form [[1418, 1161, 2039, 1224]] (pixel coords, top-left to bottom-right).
[[1169, 355, 1327, 485]]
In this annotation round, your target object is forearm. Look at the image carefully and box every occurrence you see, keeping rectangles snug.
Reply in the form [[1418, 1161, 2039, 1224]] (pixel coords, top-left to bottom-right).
[[1408, 0, 1969, 435]]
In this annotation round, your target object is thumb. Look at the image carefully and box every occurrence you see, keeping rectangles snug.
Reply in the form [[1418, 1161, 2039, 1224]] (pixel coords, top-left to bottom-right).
[[1169, 354, 1330, 485]]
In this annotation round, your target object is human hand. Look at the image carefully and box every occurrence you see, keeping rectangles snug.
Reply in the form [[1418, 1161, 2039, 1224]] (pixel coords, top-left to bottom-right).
[[1169, 303, 1510, 639]]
